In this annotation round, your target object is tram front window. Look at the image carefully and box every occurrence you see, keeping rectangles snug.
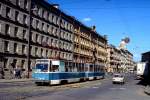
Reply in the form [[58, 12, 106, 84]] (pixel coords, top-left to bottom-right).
[[36, 64, 48, 72]]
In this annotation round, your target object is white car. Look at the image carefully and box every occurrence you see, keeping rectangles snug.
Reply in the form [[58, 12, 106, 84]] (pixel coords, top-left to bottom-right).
[[112, 74, 125, 84]]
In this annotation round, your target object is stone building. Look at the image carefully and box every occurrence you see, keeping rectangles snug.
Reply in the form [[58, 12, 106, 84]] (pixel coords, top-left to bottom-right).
[[0, 0, 107, 79], [73, 23, 107, 65], [107, 44, 134, 73]]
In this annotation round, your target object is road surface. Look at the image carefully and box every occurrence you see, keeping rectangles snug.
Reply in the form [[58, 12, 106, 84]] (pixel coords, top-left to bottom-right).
[[0, 73, 149, 100]]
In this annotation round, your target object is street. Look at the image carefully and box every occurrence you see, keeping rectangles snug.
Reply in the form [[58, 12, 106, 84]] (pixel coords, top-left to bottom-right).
[[0, 73, 149, 100]]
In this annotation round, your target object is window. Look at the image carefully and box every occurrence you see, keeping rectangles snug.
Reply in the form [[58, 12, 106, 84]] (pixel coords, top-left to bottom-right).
[[41, 48, 43, 57], [42, 23, 44, 31], [5, 24, 10, 35], [56, 17, 60, 25], [51, 26, 54, 35], [14, 27, 18, 37], [43, 10, 48, 20], [46, 37, 49, 43], [41, 35, 44, 44], [52, 15, 54, 23], [48, 13, 51, 22], [22, 44, 25, 55], [35, 34, 38, 43], [14, 43, 17, 53], [12, 59, 17, 69], [18, 0, 21, 7], [52, 65, 59, 72], [38, 7, 43, 17], [4, 41, 9, 52], [25, 15, 29, 25], [37, 20, 42, 30], [23, 14, 27, 24], [6, 7, 10, 18], [35, 47, 38, 56], [21, 60, 25, 69], [23, 29, 26, 40], [15, 11, 19, 22], [24, 0, 29, 10], [51, 38, 54, 47], [48, 25, 51, 34], [43, 23, 47, 33], [48, 38, 51, 47], [4, 58, 8, 69], [36, 63, 48, 72], [46, 49, 48, 58]]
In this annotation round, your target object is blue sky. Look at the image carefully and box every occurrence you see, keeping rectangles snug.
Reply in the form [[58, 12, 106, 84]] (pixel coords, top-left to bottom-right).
[[48, 0, 150, 61]]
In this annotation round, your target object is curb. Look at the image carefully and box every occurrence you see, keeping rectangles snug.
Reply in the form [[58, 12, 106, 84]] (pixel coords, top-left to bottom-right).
[[0, 79, 33, 83]]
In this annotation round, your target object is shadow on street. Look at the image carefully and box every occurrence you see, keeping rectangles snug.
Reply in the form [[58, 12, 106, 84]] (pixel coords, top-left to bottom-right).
[[136, 79, 150, 86]]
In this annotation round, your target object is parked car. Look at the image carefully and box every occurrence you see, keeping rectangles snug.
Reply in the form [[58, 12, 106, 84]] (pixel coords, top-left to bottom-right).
[[112, 74, 125, 84]]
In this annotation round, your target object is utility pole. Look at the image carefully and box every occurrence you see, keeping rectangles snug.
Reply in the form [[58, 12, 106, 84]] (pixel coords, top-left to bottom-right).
[[27, 0, 32, 78]]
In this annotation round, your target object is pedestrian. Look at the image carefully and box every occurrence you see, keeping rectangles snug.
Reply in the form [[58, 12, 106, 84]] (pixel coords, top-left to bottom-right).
[[10, 63, 16, 79], [14, 68, 18, 79], [18, 67, 22, 79]]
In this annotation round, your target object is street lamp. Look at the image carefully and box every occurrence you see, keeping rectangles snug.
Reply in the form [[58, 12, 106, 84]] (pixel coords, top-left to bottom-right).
[[27, 0, 37, 78]]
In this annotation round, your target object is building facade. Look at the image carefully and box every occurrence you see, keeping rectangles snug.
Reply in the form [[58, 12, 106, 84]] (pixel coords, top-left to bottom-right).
[[74, 24, 107, 65], [0, 0, 107, 79], [107, 44, 134, 73]]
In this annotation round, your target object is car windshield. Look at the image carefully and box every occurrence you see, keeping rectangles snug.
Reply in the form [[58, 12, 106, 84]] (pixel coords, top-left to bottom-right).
[[114, 74, 123, 77]]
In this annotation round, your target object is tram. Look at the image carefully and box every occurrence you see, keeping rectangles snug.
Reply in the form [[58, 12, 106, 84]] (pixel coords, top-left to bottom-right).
[[32, 59, 105, 85]]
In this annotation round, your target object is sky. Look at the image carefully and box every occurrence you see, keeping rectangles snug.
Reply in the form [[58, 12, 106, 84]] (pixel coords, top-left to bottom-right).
[[47, 0, 150, 61]]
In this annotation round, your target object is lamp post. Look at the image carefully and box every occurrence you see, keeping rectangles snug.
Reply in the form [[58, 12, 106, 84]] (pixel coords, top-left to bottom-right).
[[27, 0, 32, 78], [27, 0, 38, 78]]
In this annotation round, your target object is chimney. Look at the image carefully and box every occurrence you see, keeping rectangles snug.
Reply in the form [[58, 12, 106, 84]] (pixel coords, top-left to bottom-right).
[[91, 25, 96, 31], [52, 4, 59, 9], [104, 35, 108, 39]]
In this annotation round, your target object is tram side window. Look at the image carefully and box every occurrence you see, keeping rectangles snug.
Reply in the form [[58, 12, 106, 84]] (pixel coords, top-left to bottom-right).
[[95, 65, 98, 72], [77, 63, 80, 72], [90, 65, 93, 72], [36, 63, 48, 72], [68, 62, 72, 72], [81, 63, 84, 72], [72, 62, 77, 72], [52, 65, 59, 72], [65, 62, 69, 72], [97, 66, 100, 72]]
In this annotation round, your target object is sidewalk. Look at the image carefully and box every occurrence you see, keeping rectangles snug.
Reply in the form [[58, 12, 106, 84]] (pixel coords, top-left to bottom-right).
[[0, 78, 33, 83], [144, 85, 150, 95]]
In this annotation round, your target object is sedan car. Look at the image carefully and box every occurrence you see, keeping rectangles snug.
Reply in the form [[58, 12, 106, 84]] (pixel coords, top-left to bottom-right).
[[112, 74, 125, 84]]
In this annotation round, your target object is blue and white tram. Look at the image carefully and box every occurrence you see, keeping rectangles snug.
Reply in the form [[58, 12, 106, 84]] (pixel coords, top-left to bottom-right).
[[32, 59, 105, 85]]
